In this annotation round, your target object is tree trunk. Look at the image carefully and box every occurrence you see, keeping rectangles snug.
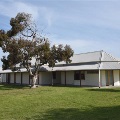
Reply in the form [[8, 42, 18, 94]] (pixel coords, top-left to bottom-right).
[[29, 67, 37, 88], [28, 66, 38, 88], [31, 74, 37, 88]]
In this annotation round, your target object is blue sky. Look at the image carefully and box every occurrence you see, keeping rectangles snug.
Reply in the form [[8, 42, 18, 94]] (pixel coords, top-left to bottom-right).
[[0, 0, 120, 66]]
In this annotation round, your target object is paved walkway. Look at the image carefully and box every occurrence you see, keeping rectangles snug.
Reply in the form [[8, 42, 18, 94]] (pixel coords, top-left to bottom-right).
[[93, 86, 120, 89]]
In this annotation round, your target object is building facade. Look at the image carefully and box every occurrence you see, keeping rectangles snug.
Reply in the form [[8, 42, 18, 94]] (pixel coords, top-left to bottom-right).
[[1, 51, 120, 87]]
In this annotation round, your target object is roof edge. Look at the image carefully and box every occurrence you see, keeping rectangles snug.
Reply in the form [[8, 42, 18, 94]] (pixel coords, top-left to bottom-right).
[[74, 50, 104, 55]]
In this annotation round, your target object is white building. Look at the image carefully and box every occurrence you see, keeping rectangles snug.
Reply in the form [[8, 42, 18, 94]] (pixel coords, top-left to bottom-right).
[[0, 50, 120, 87]]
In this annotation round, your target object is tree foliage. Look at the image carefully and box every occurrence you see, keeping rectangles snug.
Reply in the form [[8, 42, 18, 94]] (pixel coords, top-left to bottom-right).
[[0, 12, 74, 87]]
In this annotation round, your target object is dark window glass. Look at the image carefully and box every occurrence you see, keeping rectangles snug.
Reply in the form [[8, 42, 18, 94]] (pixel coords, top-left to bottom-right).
[[81, 73, 85, 80], [74, 71, 80, 80], [74, 71, 85, 80]]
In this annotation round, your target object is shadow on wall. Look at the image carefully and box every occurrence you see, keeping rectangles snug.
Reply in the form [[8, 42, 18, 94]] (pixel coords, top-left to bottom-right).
[[26, 106, 120, 120]]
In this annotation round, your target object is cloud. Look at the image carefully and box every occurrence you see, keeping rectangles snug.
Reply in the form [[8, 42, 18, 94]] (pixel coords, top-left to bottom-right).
[[54, 39, 92, 48], [47, 32, 120, 55], [0, 1, 54, 27], [54, 1, 120, 30], [0, 0, 120, 59], [37, 7, 54, 27], [48, 34, 99, 53], [0, 1, 39, 19]]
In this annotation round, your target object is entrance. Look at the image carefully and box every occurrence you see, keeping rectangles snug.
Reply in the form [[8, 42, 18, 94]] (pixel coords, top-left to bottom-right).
[[106, 70, 114, 86]]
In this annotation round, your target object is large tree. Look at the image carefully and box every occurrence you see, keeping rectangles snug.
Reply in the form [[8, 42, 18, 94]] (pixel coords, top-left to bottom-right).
[[0, 12, 74, 88]]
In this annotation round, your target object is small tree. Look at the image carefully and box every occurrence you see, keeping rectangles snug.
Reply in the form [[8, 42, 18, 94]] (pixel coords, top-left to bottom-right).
[[0, 12, 74, 88]]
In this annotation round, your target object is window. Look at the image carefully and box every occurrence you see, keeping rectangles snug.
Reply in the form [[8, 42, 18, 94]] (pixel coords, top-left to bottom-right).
[[87, 70, 99, 74], [74, 71, 85, 80], [52, 72, 56, 79]]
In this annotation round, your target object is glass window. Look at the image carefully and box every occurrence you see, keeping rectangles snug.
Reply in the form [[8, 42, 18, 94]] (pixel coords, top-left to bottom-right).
[[74, 71, 85, 80], [74, 71, 80, 80]]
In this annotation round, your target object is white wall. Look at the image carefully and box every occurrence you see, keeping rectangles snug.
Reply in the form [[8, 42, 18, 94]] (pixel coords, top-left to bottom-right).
[[54, 72, 61, 84], [38, 72, 41, 85], [1, 74, 6, 83], [61, 72, 65, 85], [101, 70, 106, 86], [74, 72, 86, 86], [66, 71, 74, 85], [74, 80, 86, 86], [99, 70, 120, 87], [74, 80, 80, 86], [61, 71, 99, 86], [39, 72, 52, 85], [16, 73, 21, 84], [74, 71, 99, 86], [61, 71, 75, 85], [113, 70, 120, 86], [85, 72, 99, 86], [10, 73, 14, 83], [22, 72, 29, 84], [5, 70, 120, 87]]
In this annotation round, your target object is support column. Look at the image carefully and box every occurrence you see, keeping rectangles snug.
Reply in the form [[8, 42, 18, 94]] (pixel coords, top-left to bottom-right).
[[52, 72, 53, 86], [80, 71, 81, 87], [38, 72, 39, 85], [112, 70, 114, 86], [8, 73, 10, 84], [21, 72, 23, 85], [14, 73, 16, 84], [29, 74, 30, 85], [99, 69, 101, 88], [6, 73, 8, 84], [65, 71, 66, 86]]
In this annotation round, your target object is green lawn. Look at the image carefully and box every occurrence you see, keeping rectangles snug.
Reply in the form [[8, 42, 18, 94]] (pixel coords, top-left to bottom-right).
[[0, 84, 120, 120]]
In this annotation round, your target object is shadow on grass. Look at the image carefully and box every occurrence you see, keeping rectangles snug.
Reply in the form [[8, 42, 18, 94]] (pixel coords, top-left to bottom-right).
[[0, 84, 29, 90], [26, 106, 120, 120], [52, 85, 86, 89], [87, 88, 120, 92]]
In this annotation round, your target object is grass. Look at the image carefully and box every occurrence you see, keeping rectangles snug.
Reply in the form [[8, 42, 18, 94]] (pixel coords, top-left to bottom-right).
[[0, 84, 120, 120]]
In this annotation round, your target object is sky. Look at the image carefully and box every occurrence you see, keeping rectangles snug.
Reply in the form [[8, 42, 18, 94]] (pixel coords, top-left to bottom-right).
[[0, 0, 120, 66]]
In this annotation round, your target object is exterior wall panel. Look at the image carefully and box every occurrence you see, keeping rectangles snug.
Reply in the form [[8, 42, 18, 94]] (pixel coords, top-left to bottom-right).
[[74, 71, 86, 86], [66, 71, 74, 85], [74, 80, 79, 86], [101, 70, 106, 86], [10, 73, 14, 83], [74, 71, 99, 86], [61, 72, 65, 85], [16, 73, 21, 84], [1, 74, 6, 83], [22, 72, 29, 84], [38, 73, 41, 85], [54, 72, 61, 84], [85, 72, 99, 86], [61, 71, 99, 86], [113, 70, 120, 86], [39, 72, 52, 85]]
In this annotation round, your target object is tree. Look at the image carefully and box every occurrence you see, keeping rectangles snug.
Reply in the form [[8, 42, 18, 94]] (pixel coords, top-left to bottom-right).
[[0, 12, 74, 88]]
